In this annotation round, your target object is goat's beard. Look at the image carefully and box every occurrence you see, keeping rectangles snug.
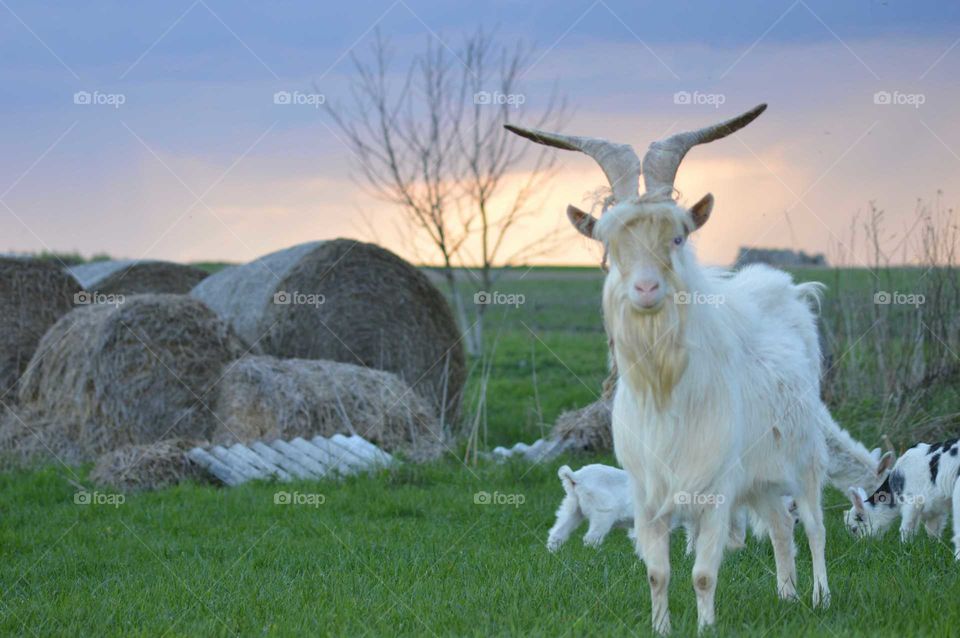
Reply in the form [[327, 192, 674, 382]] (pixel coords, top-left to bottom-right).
[[604, 278, 688, 411]]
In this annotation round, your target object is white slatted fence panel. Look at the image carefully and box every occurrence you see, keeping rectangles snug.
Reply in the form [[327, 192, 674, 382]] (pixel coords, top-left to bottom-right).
[[189, 435, 393, 486]]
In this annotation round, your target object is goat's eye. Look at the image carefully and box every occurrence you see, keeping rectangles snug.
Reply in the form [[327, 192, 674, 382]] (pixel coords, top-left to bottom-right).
[[672, 235, 684, 246]]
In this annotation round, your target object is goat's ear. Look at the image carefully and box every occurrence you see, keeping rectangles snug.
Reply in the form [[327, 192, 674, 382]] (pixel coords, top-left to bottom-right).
[[876, 451, 895, 476], [849, 487, 868, 513], [690, 193, 714, 230], [567, 205, 599, 239]]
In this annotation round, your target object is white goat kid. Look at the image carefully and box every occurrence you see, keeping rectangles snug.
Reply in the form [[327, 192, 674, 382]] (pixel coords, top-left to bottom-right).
[[547, 464, 633, 551], [846, 438, 960, 559], [507, 104, 834, 633]]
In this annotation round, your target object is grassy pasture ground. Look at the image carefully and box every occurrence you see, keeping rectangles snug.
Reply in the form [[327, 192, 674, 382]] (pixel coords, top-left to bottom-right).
[[3, 266, 959, 636]]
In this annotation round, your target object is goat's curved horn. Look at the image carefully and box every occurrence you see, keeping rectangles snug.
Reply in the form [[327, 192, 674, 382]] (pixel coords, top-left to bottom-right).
[[882, 434, 898, 456], [641, 103, 767, 194], [504, 125, 641, 205]]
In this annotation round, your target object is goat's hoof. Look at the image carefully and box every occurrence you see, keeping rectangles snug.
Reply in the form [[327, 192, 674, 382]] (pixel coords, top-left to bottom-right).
[[813, 589, 831, 609], [583, 537, 603, 549], [546, 540, 562, 553]]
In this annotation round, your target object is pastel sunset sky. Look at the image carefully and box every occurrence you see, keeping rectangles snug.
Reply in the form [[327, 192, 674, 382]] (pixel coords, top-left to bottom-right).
[[1, 1, 958, 267]]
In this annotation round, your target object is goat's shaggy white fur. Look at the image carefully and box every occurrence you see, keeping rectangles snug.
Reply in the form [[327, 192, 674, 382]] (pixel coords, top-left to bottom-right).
[[594, 196, 834, 632]]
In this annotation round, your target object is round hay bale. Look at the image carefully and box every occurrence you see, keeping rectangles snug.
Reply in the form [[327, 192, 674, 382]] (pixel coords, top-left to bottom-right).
[[192, 240, 465, 423], [550, 399, 612, 452], [211, 355, 444, 461], [0, 257, 81, 397], [548, 351, 616, 453], [89, 438, 208, 492], [5, 294, 248, 462], [68, 260, 209, 296], [0, 406, 86, 468]]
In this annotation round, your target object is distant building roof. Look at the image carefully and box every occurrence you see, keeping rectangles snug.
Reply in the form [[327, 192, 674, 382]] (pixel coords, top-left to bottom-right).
[[735, 247, 827, 268]]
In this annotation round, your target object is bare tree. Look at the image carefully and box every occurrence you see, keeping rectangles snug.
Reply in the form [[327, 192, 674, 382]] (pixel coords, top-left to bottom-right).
[[327, 28, 566, 354]]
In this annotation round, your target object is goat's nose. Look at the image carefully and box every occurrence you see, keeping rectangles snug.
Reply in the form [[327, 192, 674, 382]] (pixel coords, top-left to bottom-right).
[[634, 280, 660, 294]]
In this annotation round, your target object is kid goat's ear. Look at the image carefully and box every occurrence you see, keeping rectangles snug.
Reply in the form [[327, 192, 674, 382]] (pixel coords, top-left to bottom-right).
[[567, 205, 599, 239], [848, 487, 867, 513], [876, 451, 895, 476]]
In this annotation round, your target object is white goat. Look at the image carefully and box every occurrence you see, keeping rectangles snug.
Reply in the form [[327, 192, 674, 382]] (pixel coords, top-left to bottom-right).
[[846, 438, 960, 559], [508, 104, 839, 633]]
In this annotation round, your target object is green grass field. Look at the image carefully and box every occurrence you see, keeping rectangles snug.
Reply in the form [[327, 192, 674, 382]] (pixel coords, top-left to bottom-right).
[[3, 266, 959, 636], [5, 459, 960, 636]]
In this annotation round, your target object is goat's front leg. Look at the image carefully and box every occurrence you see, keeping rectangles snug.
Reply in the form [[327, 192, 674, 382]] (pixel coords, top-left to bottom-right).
[[546, 494, 583, 552], [583, 513, 616, 548], [692, 502, 729, 631], [634, 507, 672, 635], [899, 501, 922, 543], [923, 511, 946, 539]]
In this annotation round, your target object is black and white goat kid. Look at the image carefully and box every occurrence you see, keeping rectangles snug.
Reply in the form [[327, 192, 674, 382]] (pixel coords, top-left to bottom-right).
[[846, 439, 960, 559]]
